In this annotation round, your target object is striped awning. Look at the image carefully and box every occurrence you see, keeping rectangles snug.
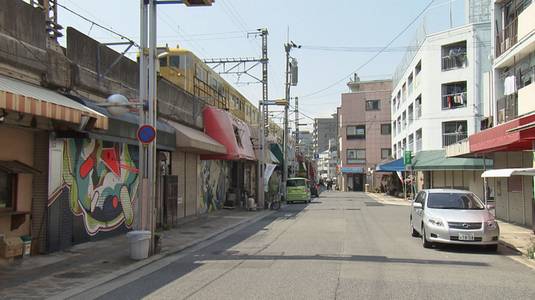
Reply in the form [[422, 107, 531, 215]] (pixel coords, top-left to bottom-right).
[[0, 75, 108, 129]]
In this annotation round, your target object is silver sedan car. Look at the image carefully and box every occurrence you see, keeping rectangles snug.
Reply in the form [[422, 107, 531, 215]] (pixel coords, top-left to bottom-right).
[[409, 189, 500, 251]]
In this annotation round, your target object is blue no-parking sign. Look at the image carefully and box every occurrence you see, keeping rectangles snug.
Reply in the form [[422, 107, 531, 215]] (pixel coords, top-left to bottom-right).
[[137, 124, 156, 145]]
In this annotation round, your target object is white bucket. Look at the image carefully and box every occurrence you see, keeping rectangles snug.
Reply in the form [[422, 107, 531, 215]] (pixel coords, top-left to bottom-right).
[[126, 230, 151, 260]]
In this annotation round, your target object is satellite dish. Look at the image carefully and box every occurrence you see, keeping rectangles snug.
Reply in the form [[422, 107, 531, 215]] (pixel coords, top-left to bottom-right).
[[106, 94, 130, 116]]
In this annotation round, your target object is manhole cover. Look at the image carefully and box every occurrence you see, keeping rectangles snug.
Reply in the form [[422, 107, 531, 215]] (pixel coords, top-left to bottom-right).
[[54, 271, 89, 278], [364, 202, 384, 207]]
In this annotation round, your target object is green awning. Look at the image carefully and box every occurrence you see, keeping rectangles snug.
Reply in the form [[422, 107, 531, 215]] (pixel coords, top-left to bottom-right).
[[412, 150, 492, 171], [270, 143, 284, 165]]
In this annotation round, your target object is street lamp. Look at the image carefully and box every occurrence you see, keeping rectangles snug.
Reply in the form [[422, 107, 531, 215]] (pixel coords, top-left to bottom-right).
[[137, 0, 213, 257]]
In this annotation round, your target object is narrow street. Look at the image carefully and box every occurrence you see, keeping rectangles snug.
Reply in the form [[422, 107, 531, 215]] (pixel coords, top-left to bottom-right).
[[80, 192, 535, 300]]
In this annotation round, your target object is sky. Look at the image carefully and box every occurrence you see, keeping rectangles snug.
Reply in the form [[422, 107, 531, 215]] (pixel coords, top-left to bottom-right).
[[56, 0, 467, 132]]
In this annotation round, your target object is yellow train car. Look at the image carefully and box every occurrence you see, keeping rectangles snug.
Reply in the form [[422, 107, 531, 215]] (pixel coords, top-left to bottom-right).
[[157, 47, 259, 126]]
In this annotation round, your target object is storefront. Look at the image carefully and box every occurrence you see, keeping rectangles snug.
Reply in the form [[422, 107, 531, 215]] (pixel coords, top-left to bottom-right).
[[340, 167, 365, 192], [468, 113, 535, 229], [201, 107, 256, 210], [0, 74, 108, 255], [46, 99, 175, 252]]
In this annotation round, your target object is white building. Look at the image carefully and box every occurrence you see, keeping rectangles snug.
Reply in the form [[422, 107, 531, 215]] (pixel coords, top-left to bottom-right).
[[391, 21, 492, 158]]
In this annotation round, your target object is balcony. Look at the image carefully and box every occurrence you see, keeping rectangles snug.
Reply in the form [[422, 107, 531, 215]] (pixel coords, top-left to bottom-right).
[[496, 18, 518, 58], [497, 94, 518, 124], [518, 79, 535, 116], [415, 105, 422, 119], [415, 138, 422, 152], [442, 92, 467, 110], [442, 132, 468, 147], [442, 53, 467, 71]]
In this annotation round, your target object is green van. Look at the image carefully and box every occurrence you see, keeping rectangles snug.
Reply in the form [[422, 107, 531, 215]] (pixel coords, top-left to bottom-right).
[[286, 177, 311, 204]]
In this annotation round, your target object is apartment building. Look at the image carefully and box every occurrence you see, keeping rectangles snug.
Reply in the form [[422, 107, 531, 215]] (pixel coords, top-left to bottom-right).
[[391, 22, 492, 159], [313, 116, 337, 156], [339, 78, 392, 192], [460, 0, 535, 228]]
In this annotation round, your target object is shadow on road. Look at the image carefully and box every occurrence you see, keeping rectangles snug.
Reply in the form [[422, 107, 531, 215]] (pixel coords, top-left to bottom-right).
[[97, 203, 310, 299]]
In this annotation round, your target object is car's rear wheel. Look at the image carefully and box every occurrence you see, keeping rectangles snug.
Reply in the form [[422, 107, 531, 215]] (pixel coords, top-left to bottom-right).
[[422, 225, 432, 248]]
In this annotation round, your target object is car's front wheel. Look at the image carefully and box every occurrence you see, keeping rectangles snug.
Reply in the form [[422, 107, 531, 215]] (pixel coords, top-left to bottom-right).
[[410, 218, 419, 237], [422, 225, 433, 248]]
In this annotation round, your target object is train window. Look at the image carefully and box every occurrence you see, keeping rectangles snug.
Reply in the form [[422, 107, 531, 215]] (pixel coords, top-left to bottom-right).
[[159, 57, 168, 67], [196, 65, 207, 82], [169, 56, 180, 69]]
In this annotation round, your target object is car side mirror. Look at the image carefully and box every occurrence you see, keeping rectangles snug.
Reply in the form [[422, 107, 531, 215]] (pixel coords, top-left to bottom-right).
[[486, 204, 495, 210], [413, 202, 423, 209]]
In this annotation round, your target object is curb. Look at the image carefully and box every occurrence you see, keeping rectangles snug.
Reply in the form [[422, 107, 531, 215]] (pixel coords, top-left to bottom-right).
[[51, 209, 276, 300]]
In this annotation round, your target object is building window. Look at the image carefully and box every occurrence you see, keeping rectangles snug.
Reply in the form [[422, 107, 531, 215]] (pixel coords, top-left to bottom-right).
[[415, 60, 422, 76], [381, 148, 392, 159], [365, 100, 380, 111], [346, 125, 365, 139], [442, 120, 467, 147], [442, 81, 467, 109], [441, 41, 467, 71], [0, 170, 14, 210], [347, 149, 366, 164], [381, 124, 391, 135]]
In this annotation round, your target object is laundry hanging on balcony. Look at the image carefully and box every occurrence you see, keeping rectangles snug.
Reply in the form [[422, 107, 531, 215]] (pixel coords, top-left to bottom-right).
[[447, 93, 465, 108]]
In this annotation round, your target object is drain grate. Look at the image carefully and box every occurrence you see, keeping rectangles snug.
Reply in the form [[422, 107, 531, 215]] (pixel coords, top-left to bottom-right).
[[364, 202, 384, 207], [345, 208, 361, 210]]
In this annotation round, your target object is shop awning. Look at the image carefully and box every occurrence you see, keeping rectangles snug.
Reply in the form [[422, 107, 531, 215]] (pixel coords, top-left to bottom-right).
[[201, 107, 256, 160], [481, 168, 535, 178], [270, 143, 284, 164], [341, 167, 364, 174], [469, 113, 535, 154], [0, 74, 108, 129], [0, 160, 41, 174], [376, 158, 405, 172], [412, 150, 492, 171], [167, 120, 226, 155], [82, 99, 176, 150]]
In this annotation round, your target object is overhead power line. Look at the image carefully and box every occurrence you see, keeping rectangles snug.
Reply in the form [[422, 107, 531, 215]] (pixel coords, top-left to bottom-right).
[[299, 0, 436, 99], [56, 2, 139, 47]]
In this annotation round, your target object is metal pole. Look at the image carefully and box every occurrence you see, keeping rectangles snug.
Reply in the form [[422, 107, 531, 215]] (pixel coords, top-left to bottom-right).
[[258, 28, 268, 209], [137, 0, 148, 231], [283, 43, 291, 201], [148, 0, 158, 254], [294, 96, 299, 158]]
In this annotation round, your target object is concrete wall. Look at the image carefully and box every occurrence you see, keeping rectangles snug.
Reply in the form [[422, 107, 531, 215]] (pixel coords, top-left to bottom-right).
[[490, 151, 533, 227], [0, 127, 34, 238]]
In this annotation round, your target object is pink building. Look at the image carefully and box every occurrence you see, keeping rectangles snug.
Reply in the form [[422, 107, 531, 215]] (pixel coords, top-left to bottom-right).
[[338, 78, 392, 191]]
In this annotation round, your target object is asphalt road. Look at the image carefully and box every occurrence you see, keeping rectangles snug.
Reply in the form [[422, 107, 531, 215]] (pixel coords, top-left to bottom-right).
[[88, 192, 535, 300]]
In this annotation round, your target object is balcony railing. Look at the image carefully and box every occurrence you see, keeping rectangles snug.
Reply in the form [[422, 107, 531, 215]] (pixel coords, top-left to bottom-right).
[[442, 132, 468, 147], [442, 92, 467, 110], [497, 94, 518, 124], [496, 18, 518, 57], [408, 112, 414, 125], [415, 105, 422, 119], [442, 53, 467, 71], [415, 139, 422, 152], [407, 142, 414, 152]]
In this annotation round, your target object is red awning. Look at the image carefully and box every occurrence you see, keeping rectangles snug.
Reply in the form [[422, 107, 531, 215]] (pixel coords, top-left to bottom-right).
[[201, 107, 256, 161], [469, 114, 535, 154]]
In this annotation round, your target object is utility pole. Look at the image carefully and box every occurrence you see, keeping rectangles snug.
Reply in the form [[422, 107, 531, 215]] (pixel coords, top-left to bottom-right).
[[283, 41, 300, 199], [294, 97, 299, 156]]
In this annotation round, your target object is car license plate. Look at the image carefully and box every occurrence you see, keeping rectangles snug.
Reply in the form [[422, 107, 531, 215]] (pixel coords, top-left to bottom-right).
[[458, 233, 475, 241]]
